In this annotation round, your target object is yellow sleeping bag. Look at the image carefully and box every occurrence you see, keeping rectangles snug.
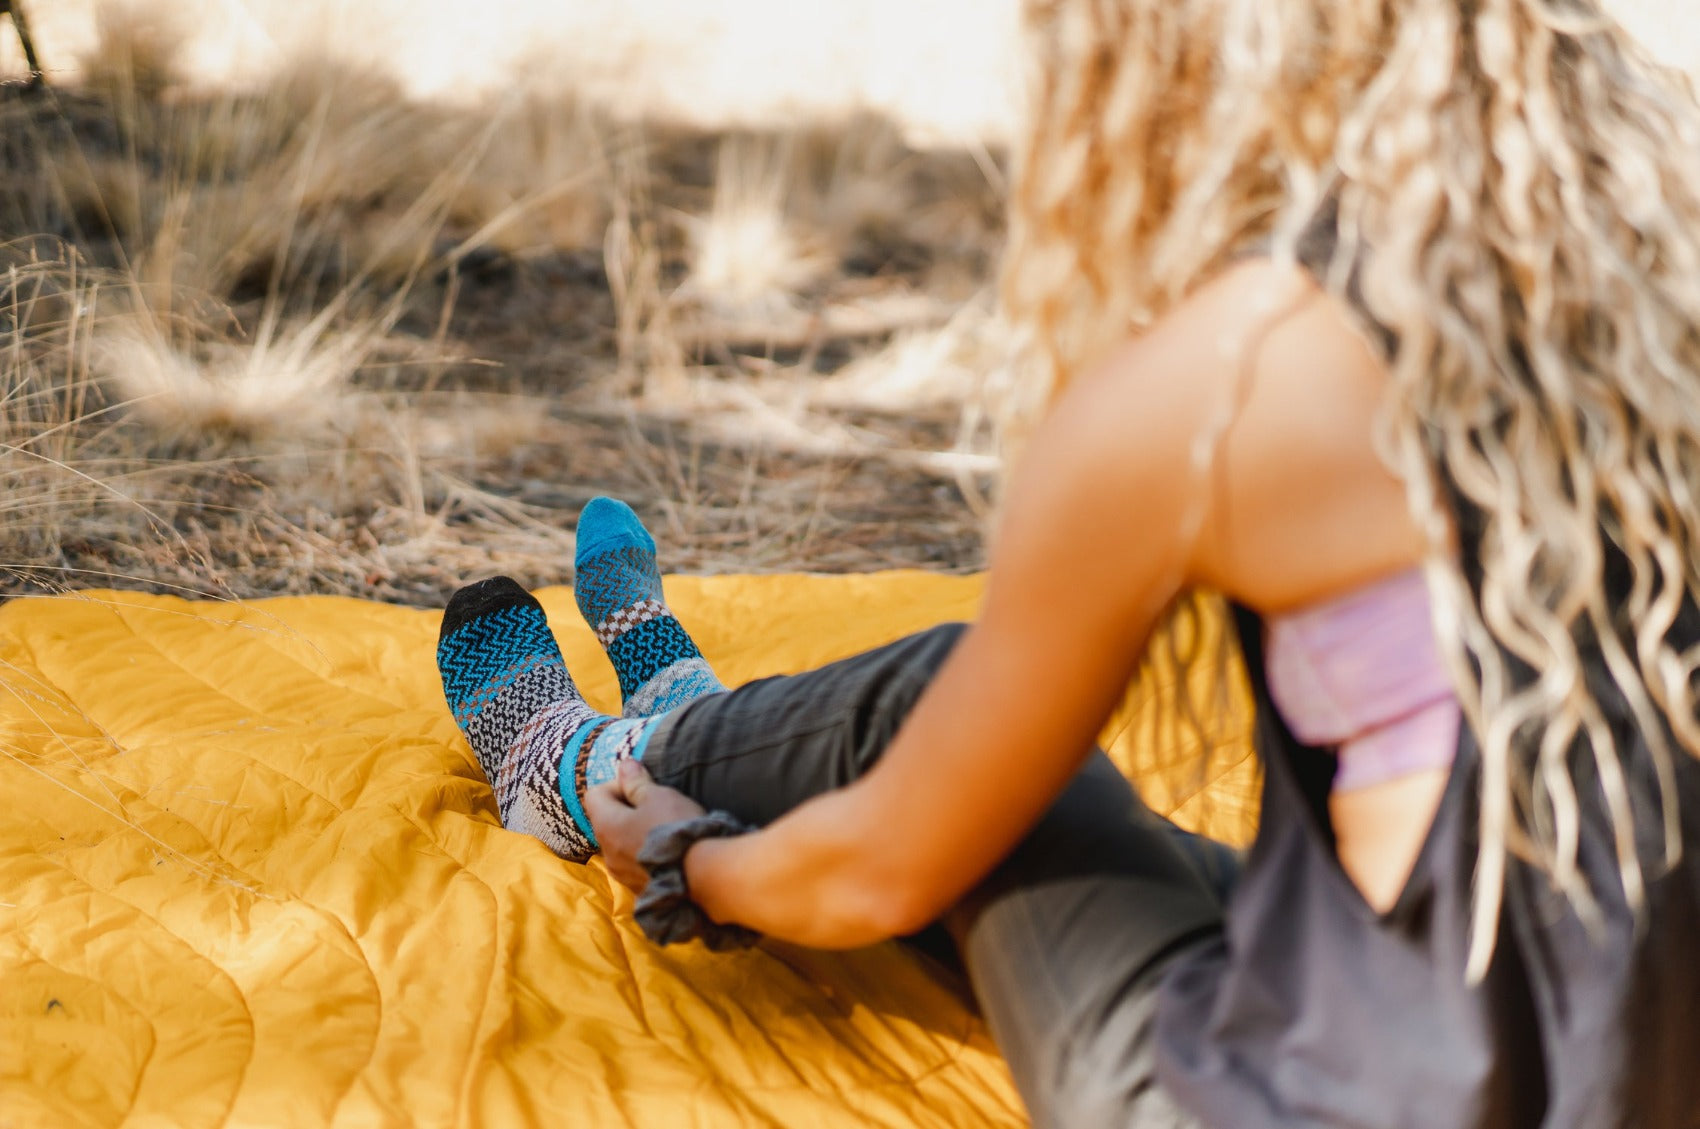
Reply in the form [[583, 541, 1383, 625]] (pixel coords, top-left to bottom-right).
[[0, 574, 1256, 1127]]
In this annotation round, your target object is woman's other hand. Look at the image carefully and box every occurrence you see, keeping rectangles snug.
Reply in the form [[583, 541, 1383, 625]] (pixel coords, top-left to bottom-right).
[[586, 759, 707, 892]]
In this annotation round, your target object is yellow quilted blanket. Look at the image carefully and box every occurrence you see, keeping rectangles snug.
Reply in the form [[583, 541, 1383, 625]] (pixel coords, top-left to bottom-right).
[[0, 575, 1256, 1128]]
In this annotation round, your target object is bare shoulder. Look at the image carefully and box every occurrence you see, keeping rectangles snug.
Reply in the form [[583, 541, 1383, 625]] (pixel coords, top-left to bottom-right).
[[1056, 258, 1425, 612]]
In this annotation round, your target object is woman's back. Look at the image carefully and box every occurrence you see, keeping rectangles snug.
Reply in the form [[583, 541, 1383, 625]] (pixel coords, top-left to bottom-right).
[[1117, 257, 1700, 1125], [1100, 259, 1450, 907]]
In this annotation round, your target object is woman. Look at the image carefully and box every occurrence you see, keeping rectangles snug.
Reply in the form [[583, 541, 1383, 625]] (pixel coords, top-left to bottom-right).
[[435, 1, 1700, 1123]]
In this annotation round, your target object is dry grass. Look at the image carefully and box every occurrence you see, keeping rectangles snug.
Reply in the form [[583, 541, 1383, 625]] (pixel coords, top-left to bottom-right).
[[0, 3, 1009, 606], [682, 135, 831, 317]]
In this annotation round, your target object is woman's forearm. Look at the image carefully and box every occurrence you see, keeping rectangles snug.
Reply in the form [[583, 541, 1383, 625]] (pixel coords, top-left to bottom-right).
[[682, 786, 922, 949], [678, 607, 1144, 948]]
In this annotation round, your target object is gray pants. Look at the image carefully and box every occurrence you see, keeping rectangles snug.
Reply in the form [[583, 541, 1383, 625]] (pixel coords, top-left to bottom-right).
[[643, 625, 1238, 1128]]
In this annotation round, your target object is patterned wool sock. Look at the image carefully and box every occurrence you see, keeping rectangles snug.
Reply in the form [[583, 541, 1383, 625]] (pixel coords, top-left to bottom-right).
[[437, 576, 662, 860], [572, 497, 727, 717]]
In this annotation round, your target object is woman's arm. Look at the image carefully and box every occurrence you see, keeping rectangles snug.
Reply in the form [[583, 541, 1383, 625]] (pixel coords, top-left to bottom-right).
[[590, 261, 1329, 948], [674, 282, 1302, 948]]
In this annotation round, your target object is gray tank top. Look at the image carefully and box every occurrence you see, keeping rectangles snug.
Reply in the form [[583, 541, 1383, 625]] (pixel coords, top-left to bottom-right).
[[1150, 233, 1700, 1124]]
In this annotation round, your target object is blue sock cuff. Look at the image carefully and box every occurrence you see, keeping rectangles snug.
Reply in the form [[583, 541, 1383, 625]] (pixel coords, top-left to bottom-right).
[[558, 715, 661, 850], [583, 717, 659, 785], [558, 722, 600, 852]]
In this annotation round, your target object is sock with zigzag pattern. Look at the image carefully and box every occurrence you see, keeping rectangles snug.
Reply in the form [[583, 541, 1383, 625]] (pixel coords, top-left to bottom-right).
[[573, 497, 728, 717], [437, 576, 661, 861]]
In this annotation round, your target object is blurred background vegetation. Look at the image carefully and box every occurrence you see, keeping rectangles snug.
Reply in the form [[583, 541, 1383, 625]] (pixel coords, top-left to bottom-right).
[[0, 0, 1693, 605], [0, 0, 1027, 604]]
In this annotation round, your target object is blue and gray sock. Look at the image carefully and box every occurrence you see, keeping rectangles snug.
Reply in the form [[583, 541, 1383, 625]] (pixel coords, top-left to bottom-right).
[[437, 576, 661, 861], [572, 497, 727, 717]]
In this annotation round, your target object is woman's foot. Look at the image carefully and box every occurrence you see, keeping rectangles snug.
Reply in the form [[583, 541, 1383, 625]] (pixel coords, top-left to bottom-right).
[[573, 497, 727, 716], [437, 576, 663, 860]]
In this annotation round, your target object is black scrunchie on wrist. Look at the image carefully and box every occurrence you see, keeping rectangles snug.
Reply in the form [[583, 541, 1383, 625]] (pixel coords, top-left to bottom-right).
[[633, 811, 761, 951]]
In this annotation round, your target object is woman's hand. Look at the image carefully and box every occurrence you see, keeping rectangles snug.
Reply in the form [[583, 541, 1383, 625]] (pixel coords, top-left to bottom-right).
[[585, 759, 706, 893]]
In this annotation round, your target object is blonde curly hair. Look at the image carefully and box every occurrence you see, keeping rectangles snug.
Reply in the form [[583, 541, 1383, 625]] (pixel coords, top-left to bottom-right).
[[1003, 0, 1700, 976]]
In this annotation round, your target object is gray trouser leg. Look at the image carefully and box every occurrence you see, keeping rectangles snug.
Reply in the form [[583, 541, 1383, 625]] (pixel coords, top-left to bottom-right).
[[643, 624, 1235, 1128]]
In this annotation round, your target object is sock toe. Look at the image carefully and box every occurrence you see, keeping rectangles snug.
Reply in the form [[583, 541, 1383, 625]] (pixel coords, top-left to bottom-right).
[[574, 497, 657, 563], [440, 576, 538, 644], [573, 498, 666, 630]]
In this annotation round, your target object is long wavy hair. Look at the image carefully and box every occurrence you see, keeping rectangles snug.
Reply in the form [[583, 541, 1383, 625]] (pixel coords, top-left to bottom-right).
[[1003, 0, 1700, 976]]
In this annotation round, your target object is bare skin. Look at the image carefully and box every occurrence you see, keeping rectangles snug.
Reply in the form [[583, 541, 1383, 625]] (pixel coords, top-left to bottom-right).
[[588, 258, 1443, 942]]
